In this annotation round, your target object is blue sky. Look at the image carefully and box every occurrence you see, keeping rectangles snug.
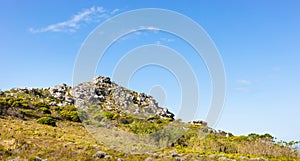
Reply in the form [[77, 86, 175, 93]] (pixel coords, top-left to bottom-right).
[[1, 1, 300, 142]]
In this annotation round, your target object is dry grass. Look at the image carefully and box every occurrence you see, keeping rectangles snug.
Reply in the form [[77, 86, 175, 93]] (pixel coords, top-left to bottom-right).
[[0, 117, 101, 161]]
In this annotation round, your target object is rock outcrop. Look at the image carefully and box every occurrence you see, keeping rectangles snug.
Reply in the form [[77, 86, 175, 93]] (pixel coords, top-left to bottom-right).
[[72, 76, 175, 120], [3, 76, 175, 120]]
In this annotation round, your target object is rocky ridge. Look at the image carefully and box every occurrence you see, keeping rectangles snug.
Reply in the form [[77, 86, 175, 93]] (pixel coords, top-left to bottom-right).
[[6, 76, 175, 120]]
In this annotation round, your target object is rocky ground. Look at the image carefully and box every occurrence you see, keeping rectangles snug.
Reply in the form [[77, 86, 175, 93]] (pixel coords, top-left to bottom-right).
[[0, 76, 299, 161]]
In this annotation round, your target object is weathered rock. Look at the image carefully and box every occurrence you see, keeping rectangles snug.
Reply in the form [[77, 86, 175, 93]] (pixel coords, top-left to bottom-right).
[[34, 157, 48, 161], [156, 107, 175, 119], [73, 76, 175, 120], [49, 84, 70, 99], [92, 151, 107, 159], [189, 120, 207, 126], [49, 102, 57, 106], [219, 156, 231, 160], [174, 157, 182, 161], [208, 154, 217, 159], [104, 155, 112, 160], [170, 151, 179, 157], [145, 157, 153, 161], [64, 97, 74, 105], [12, 87, 29, 93]]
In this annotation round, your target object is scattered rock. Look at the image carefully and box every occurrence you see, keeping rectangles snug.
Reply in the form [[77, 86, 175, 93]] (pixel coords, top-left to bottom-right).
[[34, 157, 48, 161], [104, 155, 112, 160], [64, 96, 74, 105], [189, 120, 207, 126], [117, 158, 123, 161], [208, 154, 217, 159], [218, 156, 231, 160], [145, 157, 153, 161], [170, 151, 179, 157], [156, 107, 175, 119], [152, 153, 159, 158], [49, 84, 71, 103], [158, 154, 165, 158], [92, 151, 107, 159], [238, 156, 248, 160], [49, 102, 57, 106]]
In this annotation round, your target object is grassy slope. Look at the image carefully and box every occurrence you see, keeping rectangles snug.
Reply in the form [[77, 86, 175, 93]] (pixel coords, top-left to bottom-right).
[[0, 88, 299, 161]]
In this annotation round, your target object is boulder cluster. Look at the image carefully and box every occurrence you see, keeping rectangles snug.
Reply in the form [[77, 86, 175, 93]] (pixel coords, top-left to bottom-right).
[[72, 76, 175, 120], [49, 84, 74, 106]]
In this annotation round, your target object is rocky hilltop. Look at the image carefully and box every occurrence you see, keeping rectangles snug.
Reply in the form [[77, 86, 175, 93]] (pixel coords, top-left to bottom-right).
[[0, 76, 174, 121], [72, 76, 174, 120]]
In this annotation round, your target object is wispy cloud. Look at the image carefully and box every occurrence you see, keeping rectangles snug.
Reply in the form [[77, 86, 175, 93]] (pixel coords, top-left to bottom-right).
[[139, 26, 161, 33], [236, 79, 252, 85], [235, 79, 254, 92], [110, 9, 120, 15], [29, 6, 120, 33], [161, 38, 175, 42]]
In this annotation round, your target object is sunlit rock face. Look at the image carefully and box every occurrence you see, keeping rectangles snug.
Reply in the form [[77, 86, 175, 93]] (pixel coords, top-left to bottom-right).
[[72, 76, 175, 120]]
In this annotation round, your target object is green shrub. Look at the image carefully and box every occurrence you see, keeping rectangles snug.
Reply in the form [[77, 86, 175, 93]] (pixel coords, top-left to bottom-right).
[[59, 110, 80, 122], [37, 116, 57, 126], [37, 107, 51, 114], [119, 117, 133, 124], [126, 120, 159, 134], [61, 105, 76, 111], [33, 101, 48, 108], [102, 111, 118, 120], [77, 109, 88, 120], [7, 98, 29, 108], [20, 109, 38, 118]]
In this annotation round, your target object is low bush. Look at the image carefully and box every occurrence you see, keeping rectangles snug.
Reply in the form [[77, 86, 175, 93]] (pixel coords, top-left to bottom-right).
[[37, 116, 57, 126], [59, 110, 80, 122]]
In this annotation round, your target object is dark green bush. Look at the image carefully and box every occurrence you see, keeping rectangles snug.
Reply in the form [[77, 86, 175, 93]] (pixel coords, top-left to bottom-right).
[[37, 116, 57, 126], [126, 120, 159, 134], [102, 111, 118, 120], [37, 107, 51, 114], [9, 98, 29, 108], [33, 101, 48, 108], [61, 105, 76, 111], [59, 110, 80, 122]]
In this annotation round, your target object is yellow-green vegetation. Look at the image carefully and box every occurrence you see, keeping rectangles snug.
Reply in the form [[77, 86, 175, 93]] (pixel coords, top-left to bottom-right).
[[0, 88, 300, 161]]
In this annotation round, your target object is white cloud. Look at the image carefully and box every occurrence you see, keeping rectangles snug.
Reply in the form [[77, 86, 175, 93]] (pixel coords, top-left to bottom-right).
[[235, 79, 253, 92], [139, 26, 161, 33], [236, 79, 252, 85], [161, 38, 175, 42], [111, 9, 120, 15], [29, 6, 119, 33]]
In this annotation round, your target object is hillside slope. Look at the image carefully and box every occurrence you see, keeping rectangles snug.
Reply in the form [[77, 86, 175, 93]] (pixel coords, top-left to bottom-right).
[[0, 76, 299, 161]]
